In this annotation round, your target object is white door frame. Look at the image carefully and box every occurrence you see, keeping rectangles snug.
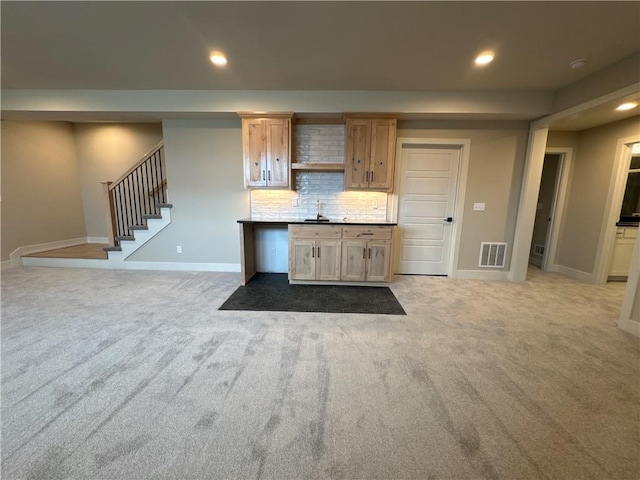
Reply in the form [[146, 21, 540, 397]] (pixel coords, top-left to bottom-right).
[[593, 134, 640, 284], [541, 147, 573, 272], [389, 138, 470, 277]]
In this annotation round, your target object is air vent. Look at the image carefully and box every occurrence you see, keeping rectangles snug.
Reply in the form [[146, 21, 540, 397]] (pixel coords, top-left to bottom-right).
[[479, 242, 507, 268], [533, 244, 545, 256]]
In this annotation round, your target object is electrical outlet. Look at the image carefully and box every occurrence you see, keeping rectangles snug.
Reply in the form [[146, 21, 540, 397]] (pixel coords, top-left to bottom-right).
[[473, 203, 486, 212], [176, 245, 182, 254]]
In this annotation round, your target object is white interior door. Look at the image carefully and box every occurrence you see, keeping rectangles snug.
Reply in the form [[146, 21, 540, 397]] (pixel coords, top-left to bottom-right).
[[397, 147, 460, 275]]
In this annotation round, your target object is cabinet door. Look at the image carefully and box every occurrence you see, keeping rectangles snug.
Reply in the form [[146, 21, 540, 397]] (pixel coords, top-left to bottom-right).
[[344, 119, 371, 189], [369, 119, 397, 191], [265, 118, 290, 188], [366, 240, 391, 282], [316, 240, 341, 281], [290, 239, 316, 280], [243, 119, 266, 187], [341, 240, 367, 281]]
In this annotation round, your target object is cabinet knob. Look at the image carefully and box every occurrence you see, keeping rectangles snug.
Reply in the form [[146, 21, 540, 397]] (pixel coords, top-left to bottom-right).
[[276, 158, 280, 162]]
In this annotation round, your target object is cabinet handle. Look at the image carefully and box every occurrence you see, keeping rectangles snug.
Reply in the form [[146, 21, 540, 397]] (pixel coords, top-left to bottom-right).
[[368, 248, 371, 259], [312, 246, 315, 258], [317, 247, 320, 258], [370, 171, 374, 182], [262, 170, 266, 181], [366, 171, 369, 182], [359, 232, 373, 236], [268, 170, 271, 181], [362, 248, 366, 259]]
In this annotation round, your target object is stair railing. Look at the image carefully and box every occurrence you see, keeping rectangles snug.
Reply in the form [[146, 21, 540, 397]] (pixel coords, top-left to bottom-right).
[[101, 141, 166, 246]]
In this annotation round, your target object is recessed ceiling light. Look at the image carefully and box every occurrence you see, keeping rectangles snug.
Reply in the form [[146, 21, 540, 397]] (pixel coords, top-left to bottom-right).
[[209, 52, 227, 66], [616, 102, 638, 111], [569, 59, 587, 70], [474, 51, 494, 66]]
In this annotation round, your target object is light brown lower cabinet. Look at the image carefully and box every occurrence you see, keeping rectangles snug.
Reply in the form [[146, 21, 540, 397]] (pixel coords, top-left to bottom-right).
[[289, 224, 393, 285], [289, 238, 341, 281], [341, 239, 391, 282]]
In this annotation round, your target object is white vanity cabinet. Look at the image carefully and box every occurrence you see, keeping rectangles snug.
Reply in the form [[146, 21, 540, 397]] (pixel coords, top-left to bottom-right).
[[609, 227, 638, 278]]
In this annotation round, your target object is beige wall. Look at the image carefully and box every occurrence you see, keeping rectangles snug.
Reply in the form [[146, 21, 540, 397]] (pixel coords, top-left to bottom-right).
[[398, 123, 529, 271], [128, 120, 250, 265], [73, 123, 163, 238], [552, 117, 640, 274], [1, 121, 86, 261]]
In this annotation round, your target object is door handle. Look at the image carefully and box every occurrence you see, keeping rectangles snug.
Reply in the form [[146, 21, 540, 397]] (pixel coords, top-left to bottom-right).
[[444, 217, 453, 223], [370, 171, 374, 182], [365, 171, 369, 183], [312, 246, 315, 258], [317, 247, 320, 258], [362, 248, 366, 259], [268, 170, 271, 181], [262, 170, 266, 181]]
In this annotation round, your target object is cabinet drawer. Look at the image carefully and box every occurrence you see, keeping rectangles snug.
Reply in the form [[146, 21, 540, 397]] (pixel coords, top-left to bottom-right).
[[623, 228, 638, 239], [342, 226, 392, 240], [289, 225, 342, 239]]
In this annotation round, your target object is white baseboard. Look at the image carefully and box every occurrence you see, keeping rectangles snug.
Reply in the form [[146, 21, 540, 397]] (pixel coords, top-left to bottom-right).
[[618, 319, 640, 337], [20, 255, 241, 273], [120, 262, 241, 272], [21, 257, 109, 269], [1, 260, 14, 271], [87, 237, 109, 244], [9, 237, 88, 268], [552, 264, 594, 283], [453, 269, 510, 281]]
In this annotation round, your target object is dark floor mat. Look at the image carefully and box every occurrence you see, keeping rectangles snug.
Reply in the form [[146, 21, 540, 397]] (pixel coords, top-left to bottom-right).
[[219, 273, 406, 315]]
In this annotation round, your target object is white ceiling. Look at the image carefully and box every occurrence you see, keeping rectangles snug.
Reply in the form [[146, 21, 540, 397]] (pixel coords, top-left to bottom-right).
[[2, 1, 639, 128]]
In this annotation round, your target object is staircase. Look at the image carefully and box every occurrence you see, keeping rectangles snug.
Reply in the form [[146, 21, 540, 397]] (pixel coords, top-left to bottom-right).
[[101, 141, 172, 262], [21, 142, 173, 270]]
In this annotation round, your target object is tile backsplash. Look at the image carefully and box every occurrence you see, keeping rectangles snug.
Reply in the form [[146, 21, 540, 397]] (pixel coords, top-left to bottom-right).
[[250, 124, 388, 221]]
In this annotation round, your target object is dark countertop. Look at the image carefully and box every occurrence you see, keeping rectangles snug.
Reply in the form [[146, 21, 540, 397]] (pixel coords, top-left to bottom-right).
[[238, 217, 397, 226], [615, 222, 639, 227]]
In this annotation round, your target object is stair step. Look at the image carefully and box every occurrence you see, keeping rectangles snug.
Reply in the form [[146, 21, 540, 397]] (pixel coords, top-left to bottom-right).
[[116, 235, 135, 241], [129, 225, 149, 231], [103, 246, 122, 252], [157, 203, 173, 209], [143, 213, 162, 220]]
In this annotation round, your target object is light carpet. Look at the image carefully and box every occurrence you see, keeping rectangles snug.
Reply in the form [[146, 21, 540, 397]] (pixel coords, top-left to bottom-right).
[[1, 266, 638, 479]]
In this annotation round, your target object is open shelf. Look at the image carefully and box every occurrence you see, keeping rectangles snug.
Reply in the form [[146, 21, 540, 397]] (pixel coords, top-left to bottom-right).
[[291, 163, 345, 172]]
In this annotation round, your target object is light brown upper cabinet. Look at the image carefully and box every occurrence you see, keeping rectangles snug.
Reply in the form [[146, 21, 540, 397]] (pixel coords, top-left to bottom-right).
[[344, 115, 397, 192], [239, 113, 293, 188]]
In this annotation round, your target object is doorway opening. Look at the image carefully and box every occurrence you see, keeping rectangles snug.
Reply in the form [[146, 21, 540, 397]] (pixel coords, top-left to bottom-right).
[[527, 148, 572, 276], [529, 154, 561, 270]]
